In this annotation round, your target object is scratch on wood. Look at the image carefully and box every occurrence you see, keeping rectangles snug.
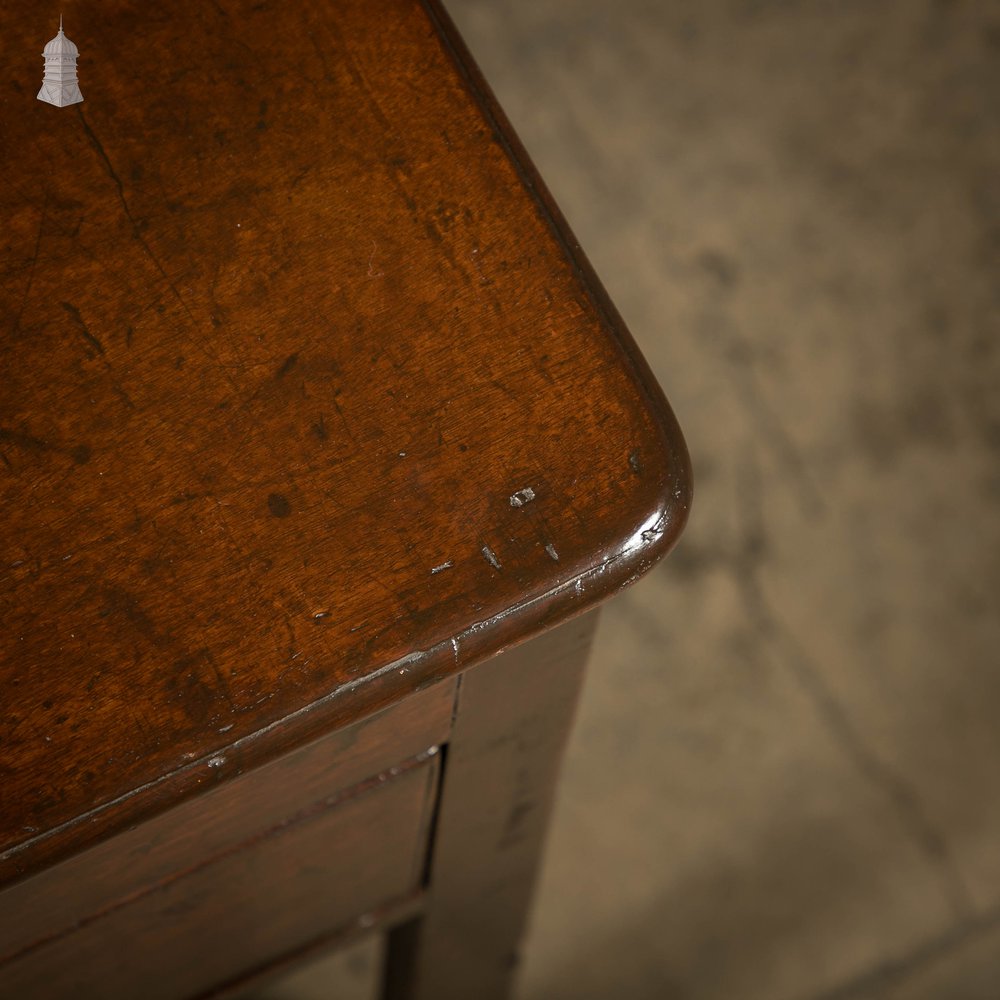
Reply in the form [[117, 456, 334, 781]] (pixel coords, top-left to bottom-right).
[[61, 302, 105, 356], [545, 543, 559, 561], [481, 544, 502, 571], [509, 486, 536, 508], [367, 240, 383, 277], [76, 106, 205, 340], [430, 560, 454, 575], [12, 191, 48, 336]]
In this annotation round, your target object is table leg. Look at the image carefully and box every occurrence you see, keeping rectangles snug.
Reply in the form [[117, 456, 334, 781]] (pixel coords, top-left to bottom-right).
[[382, 610, 597, 1000]]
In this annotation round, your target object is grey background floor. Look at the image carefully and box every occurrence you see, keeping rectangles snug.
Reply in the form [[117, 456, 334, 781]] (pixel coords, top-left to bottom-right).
[[257, 1, 1000, 997]]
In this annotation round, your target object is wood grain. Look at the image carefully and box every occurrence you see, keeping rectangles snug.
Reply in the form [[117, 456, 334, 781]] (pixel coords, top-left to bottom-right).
[[1, 0, 690, 884], [383, 613, 597, 1000], [0, 679, 454, 960], [0, 754, 440, 1000]]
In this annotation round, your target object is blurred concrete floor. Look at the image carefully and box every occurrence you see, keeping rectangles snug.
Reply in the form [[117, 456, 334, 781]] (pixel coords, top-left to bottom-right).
[[259, 1, 1000, 998]]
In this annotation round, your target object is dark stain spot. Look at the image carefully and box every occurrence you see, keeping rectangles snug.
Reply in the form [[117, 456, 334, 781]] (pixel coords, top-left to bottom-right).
[[310, 415, 329, 440], [169, 490, 200, 507], [268, 492, 291, 518], [70, 444, 92, 465], [174, 356, 186, 369], [423, 220, 443, 245], [125, 325, 135, 347], [130, 163, 144, 182], [165, 649, 230, 726], [103, 587, 169, 648], [277, 353, 299, 378], [140, 556, 164, 576], [458, 443, 468, 452], [0, 427, 50, 454]]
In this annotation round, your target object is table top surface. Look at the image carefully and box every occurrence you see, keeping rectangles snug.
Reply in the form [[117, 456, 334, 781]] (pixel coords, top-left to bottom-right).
[[0, 0, 690, 883]]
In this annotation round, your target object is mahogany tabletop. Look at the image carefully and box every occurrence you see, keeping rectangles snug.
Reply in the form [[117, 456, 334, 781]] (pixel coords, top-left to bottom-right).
[[0, 0, 690, 887]]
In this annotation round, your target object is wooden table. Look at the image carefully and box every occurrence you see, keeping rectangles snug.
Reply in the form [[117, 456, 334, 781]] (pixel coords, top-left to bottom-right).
[[0, 2, 691, 997]]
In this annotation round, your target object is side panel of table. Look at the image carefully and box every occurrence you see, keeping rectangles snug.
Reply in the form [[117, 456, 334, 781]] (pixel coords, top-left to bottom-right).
[[384, 612, 597, 1000], [0, 681, 455, 999]]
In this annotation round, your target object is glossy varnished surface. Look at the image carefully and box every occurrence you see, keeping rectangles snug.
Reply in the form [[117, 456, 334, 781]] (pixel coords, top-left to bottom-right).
[[0, 0, 689, 881], [1, 755, 441, 999], [0, 680, 454, 961]]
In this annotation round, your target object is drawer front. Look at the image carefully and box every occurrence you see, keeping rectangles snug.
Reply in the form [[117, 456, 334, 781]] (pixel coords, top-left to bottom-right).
[[0, 754, 439, 999], [2, 678, 454, 959]]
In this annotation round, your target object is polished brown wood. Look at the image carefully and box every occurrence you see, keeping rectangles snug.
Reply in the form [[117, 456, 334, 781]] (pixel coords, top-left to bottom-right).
[[1, 0, 688, 886], [1, 0, 690, 995], [384, 613, 597, 1000], [0, 754, 441, 999], [0, 679, 454, 963]]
